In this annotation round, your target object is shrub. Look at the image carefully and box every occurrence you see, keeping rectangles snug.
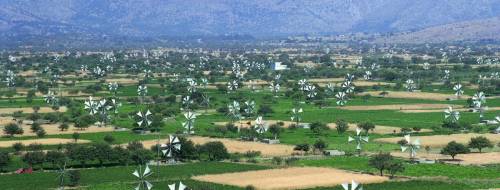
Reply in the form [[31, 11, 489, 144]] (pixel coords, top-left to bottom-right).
[[335, 119, 348, 134], [68, 170, 81, 187], [3, 123, 23, 137]]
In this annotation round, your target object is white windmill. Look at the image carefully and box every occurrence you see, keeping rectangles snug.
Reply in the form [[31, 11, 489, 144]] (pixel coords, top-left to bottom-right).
[[342, 180, 363, 190], [325, 83, 335, 97], [423, 62, 430, 70], [453, 83, 463, 98], [363, 71, 372, 80], [444, 106, 460, 123], [348, 128, 369, 154], [84, 96, 99, 115], [228, 101, 242, 129], [405, 79, 416, 92], [305, 84, 317, 99], [291, 108, 303, 125], [136, 110, 153, 129], [187, 80, 197, 94], [227, 80, 239, 92], [269, 81, 280, 96], [183, 111, 196, 134], [182, 96, 193, 110], [443, 70, 450, 81], [244, 101, 256, 117], [342, 80, 355, 94], [109, 98, 122, 114], [168, 182, 187, 190], [298, 79, 308, 91], [255, 116, 268, 134], [108, 82, 119, 96], [472, 92, 487, 121], [132, 165, 153, 190], [401, 134, 421, 160], [336, 91, 348, 106], [161, 135, 181, 159]]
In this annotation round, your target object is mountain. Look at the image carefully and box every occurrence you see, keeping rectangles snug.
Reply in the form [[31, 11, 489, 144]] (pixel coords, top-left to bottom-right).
[[376, 17, 500, 43], [0, 0, 499, 47]]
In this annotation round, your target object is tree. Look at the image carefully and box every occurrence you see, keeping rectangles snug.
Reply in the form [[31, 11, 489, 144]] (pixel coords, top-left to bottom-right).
[[257, 105, 274, 116], [358, 121, 375, 134], [111, 146, 130, 166], [441, 141, 469, 160], [310, 122, 329, 135], [74, 115, 94, 130], [66, 144, 93, 167], [198, 141, 229, 161], [388, 161, 405, 178], [130, 149, 154, 165], [12, 142, 24, 154], [468, 136, 493, 153], [369, 152, 393, 176], [58, 123, 69, 131], [3, 123, 24, 137], [36, 128, 46, 138], [0, 151, 11, 172], [68, 170, 81, 187], [72, 132, 80, 142], [30, 122, 42, 133], [313, 139, 328, 152], [45, 150, 66, 168], [103, 134, 115, 144], [294, 143, 310, 152], [92, 143, 113, 166], [268, 124, 283, 139], [335, 119, 348, 134], [22, 151, 45, 169], [174, 137, 198, 161]]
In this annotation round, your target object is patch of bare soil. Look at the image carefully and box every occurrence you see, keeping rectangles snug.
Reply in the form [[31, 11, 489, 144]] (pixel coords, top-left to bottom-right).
[[359, 91, 470, 101], [139, 136, 296, 157], [375, 133, 500, 147], [192, 167, 388, 190], [0, 107, 67, 114], [0, 138, 90, 148]]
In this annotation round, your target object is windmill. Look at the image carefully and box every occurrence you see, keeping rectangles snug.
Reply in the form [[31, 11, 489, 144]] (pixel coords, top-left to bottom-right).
[[247, 80, 257, 92], [109, 98, 122, 114], [201, 93, 211, 113], [227, 80, 239, 92], [325, 83, 335, 97], [472, 92, 487, 121], [401, 134, 421, 160], [161, 135, 181, 160], [168, 182, 187, 190], [84, 96, 99, 115], [137, 85, 148, 103], [255, 116, 268, 134], [444, 106, 460, 123], [55, 161, 68, 190], [423, 62, 430, 70], [443, 70, 450, 81], [342, 180, 363, 190], [269, 81, 280, 96], [348, 128, 369, 155], [183, 111, 196, 134], [298, 79, 308, 91], [453, 83, 463, 98], [244, 101, 256, 117], [187, 80, 197, 94], [182, 96, 193, 110], [363, 71, 372, 80], [132, 165, 153, 190], [405, 79, 416, 92], [136, 110, 152, 130], [5, 70, 15, 87], [336, 91, 348, 106], [44, 91, 59, 106], [108, 82, 119, 96], [305, 84, 317, 99], [342, 80, 355, 94], [291, 108, 303, 125]]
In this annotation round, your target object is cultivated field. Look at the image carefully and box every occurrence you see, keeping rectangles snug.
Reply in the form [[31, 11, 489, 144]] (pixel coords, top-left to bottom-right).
[[193, 167, 388, 190], [375, 133, 500, 147], [0, 138, 90, 148]]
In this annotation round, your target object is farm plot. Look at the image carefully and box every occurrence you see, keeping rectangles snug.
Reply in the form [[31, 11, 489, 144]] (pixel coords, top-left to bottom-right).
[[139, 136, 296, 157], [359, 91, 470, 101], [375, 133, 500, 147], [0, 106, 67, 114], [0, 138, 90, 147], [339, 104, 457, 111], [192, 167, 388, 190], [391, 151, 500, 165]]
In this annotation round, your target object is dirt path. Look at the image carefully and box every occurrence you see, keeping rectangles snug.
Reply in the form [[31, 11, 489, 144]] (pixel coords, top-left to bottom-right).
[[0, 138, 90, 148], [339, 103, 457, 111], [0, 106, 67, 114], [192, 167, 388, 190], [375, 133, 500, 147]]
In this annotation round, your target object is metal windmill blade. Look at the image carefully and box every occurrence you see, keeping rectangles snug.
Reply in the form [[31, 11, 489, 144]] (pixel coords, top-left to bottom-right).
[[244, 101, 256, 116], [291, 108, 303, 124], [183, 111, 196, 134], [405, 79, 416, 92], [336, 91, 348, 106], [136, 110, 152, 128], [363, 70, 372, 80], [108, 82, 119, 93], [325, 83, 335, 96], [137, 85, 148, 97], [110, 98, 122, 114], [187, 80, 197, 94], [182, 96, 193, 109], [298, 79, 307, 90], [84, 96, 99, 115], [305, 85, 317, 98], [401, 135, 421, 159], [443, 70, 450, 80], [255, 116, 268, 134], [168, 181, 187, 190], [132, 165, 153, 190], [269, 81, 280, 95], [161, 135, 181, 158], [342, 180, 363, 190], [444, 106, 460, 122], [348, 128, 369, 151], [453, 83, 463, 97]]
